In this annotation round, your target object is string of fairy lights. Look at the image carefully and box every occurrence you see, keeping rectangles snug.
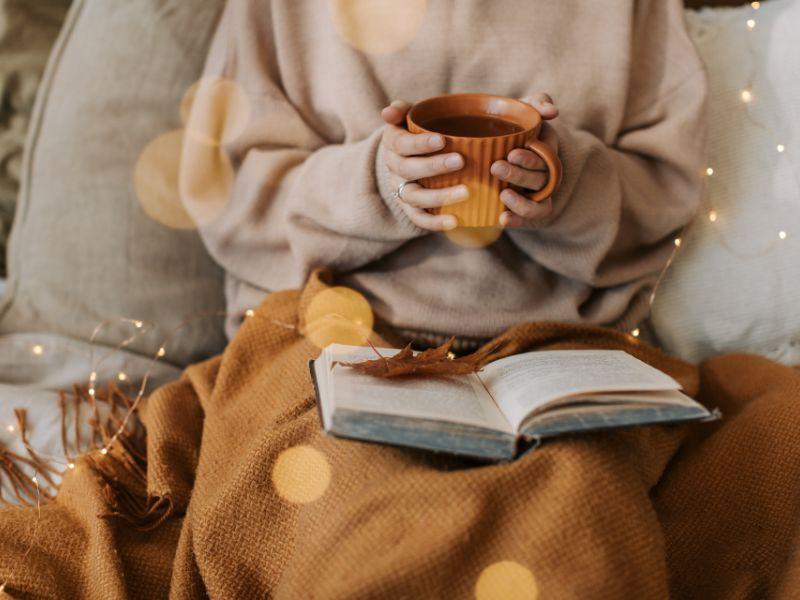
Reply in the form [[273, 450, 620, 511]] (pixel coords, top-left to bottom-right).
[[630, 0, 793, 339], [0, 309, 256, 594], [2, 0, 792, 489], [4, 0, 793, 468], [1, 0, 795, 591]]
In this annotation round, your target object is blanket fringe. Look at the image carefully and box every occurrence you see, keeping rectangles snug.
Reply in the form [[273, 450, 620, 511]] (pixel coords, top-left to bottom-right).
[[93, 455, 173, 531], [1, 383, 164, 530], [0, 409, 60, 506]]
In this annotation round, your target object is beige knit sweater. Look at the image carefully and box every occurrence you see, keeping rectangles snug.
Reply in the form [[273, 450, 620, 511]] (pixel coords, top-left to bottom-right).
[[195, 0, 707, 345]]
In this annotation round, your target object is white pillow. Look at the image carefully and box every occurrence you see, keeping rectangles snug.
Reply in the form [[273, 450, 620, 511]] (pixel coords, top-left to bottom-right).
[[651, 0, 800, 364]]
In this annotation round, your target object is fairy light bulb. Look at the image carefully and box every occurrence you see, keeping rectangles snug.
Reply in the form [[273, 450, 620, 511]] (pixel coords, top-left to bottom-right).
[[89, 371, 97, 383], [708, 210, 718, 223], [706, 167, 714, 176], [779, 230, 787, 240], [746, 18, 756, 29], [157, 347, 166, 358], [751, 1, 760, 9], [245, 309, 255, 318], [88, 388, 96, 397], [674, 238, 682, 247], [31, 476, 38, 484], [741, 89, 753, 103], [6, 425, 14, 433], [68, 462, 76, 470], [133, 320, 143, 329], [32, 344, 44, 356], [100, 448, 108, 455], [777, 144, 785, 153], [117, 372, 128, 382], [631, 328, 641, 338]]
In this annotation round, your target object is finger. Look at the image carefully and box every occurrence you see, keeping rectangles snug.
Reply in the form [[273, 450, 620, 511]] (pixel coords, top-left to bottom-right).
[[499, 211, 527, 228], [506, 148, 546, 172], [385, 151, 464, 180], [491, 160, 548, 191], [381, 100, 413, 125], [400, 204, 459, 231], [520, 93, 559, 120], [500, 188, 554, 219], [383, 125, 445, 156], [399, 183, 469, 209]]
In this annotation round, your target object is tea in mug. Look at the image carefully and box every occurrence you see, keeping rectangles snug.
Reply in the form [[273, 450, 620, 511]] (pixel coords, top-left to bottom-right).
[[421, 115, 524, 138]]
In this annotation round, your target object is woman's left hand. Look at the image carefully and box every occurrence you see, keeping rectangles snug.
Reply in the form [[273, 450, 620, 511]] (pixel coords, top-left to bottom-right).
[[491, 93, 560, 228]]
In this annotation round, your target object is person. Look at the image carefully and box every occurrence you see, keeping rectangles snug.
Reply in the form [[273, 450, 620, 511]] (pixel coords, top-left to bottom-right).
[[189, 0, 707, 351]]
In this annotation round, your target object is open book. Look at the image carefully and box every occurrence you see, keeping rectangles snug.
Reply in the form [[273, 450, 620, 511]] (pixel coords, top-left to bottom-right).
[[309, 344, 712, 461]]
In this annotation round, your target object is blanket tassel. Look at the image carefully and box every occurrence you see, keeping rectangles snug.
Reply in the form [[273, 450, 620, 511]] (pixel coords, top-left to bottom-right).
[[2, 384, 169, 531]]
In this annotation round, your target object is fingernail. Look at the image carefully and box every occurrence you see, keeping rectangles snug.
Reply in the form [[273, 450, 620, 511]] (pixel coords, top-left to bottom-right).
[[499, 213, 510, 227], [492, 162, 509, 177], [450, 186, 469, 201], [445, 155, 463, 170], [500, 190, 513, 204], [428, 134, 444, 148], [444, 217, 458, 230]]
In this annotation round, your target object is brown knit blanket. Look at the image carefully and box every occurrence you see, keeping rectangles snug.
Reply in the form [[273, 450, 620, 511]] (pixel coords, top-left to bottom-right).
[[1, 271, 799, 599]]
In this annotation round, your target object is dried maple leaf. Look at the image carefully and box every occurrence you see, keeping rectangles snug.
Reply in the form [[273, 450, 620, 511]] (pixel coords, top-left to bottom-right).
[[333, 337, 504, 378]]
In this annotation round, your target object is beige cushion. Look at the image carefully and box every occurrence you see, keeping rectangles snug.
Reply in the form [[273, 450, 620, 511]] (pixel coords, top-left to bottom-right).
[[0, 0, 228, 366]]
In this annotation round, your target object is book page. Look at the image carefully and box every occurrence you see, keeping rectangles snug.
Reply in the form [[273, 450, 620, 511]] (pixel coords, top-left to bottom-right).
[[325, 345, 513, 433], [520, 388, 702, 416], [479, 350, 682, 429], [565, 389, 701, 407], [519, 395, 709, 439]]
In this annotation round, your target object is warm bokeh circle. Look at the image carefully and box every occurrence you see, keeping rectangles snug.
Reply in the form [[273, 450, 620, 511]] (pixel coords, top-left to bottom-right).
[[271, 445, 332, 504], [444, 225, 504, 249], [304, 287, 375, 349], [134, 130, 197, 230], [475, 560, 539, 600], [134, 130, 233, 230], [180, 76, 251, 147], [327, 0, 427, 55]]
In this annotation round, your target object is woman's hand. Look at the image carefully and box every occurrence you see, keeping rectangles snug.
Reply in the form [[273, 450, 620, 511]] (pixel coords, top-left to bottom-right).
[[492, 93, 560, 228], [380, 100, 467, 231]]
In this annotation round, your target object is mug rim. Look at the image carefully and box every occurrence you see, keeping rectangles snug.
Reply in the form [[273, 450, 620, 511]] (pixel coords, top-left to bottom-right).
[[407, 93, 542, 140]]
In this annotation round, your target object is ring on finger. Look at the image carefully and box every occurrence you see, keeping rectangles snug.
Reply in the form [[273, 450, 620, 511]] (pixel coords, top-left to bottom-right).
[[393, 180, 414, 203]]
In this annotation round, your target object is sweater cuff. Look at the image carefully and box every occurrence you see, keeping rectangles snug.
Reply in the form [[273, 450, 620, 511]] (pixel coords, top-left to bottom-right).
[[374, 140, 427, 235]]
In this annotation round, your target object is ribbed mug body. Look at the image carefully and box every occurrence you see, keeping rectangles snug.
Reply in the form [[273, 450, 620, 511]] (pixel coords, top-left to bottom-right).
[[406, 126, 535, 227], [406, 94, 546, 228]]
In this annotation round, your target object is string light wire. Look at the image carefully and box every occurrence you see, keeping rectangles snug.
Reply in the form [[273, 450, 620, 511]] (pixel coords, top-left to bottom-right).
[[633, 2, 797, 333], [1, 1, 794, 583], [0, 308, 298, 591]]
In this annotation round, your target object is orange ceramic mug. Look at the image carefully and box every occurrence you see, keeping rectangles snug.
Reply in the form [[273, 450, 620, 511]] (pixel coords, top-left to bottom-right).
[[407, 93, 563, 228]]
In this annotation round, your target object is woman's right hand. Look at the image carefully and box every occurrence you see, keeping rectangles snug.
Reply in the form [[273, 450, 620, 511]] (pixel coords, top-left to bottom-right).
[[380, 100, 468, 231]]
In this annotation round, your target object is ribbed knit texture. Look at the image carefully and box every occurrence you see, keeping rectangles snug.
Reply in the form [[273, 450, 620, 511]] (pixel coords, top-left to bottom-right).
[[192, 0, 709, 342], [1, 270, 799, 598]]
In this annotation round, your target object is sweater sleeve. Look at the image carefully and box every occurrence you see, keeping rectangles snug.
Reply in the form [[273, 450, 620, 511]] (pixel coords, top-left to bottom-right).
[[188, 1, 425, 291], [505, 0, 708, 290]]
